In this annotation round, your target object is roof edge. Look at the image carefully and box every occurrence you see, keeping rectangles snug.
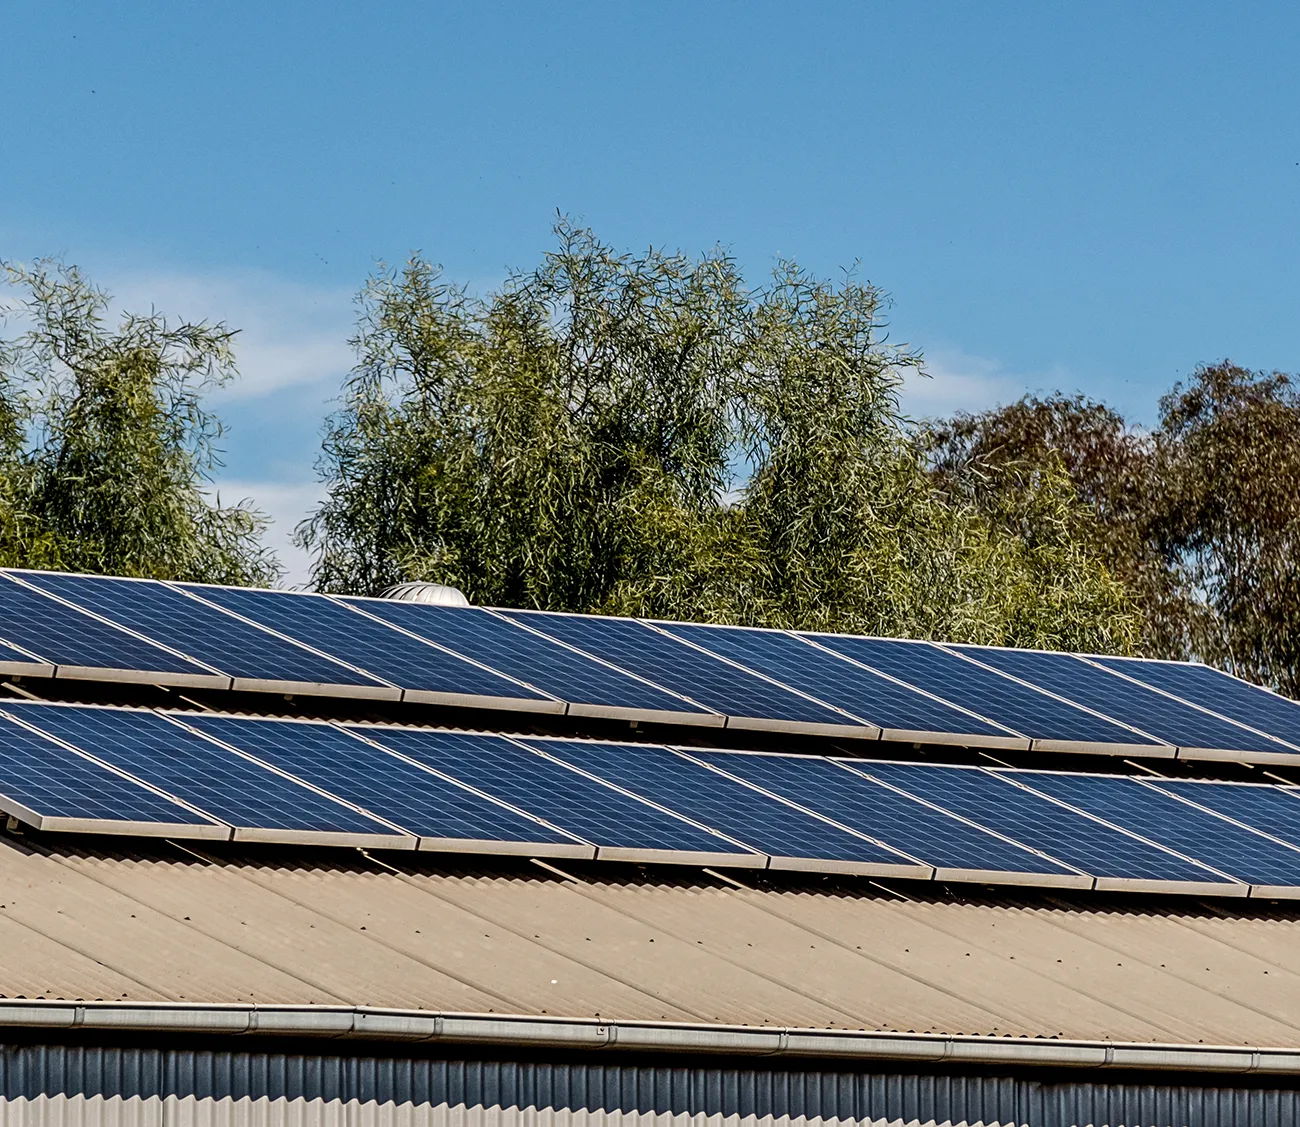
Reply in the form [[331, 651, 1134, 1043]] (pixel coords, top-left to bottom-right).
[[1, 1002, 1297, 1075]]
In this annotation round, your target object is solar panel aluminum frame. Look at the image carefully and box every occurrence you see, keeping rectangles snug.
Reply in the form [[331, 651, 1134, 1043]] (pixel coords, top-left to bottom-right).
[[324, 596, 567, 715], [829, 759, 1094, 891], [0, 637, 54, 681], [991, 769, 1251, 897], [516, 737, 768, 869], [2, 572, 232, 692], [632, 620, 881, 741], [140, 711, 419, 851], [336, 724, 599, 861], [0, 706, 233, 841], [790, 631, 1033, 751], [1070, 654, 1300, 765], [666, 747, 933, 881], [163, 583, 405, 703], [936, 643, 1180, 759]]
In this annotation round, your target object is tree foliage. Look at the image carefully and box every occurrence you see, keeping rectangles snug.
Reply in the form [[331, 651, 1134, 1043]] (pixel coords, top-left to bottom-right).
[[303, 221, 1136, 652], [0, 260, 279, 585], [926, 363, 1300, 693]]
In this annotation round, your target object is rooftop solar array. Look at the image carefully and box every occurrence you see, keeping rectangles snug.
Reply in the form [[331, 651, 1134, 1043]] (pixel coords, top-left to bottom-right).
[[7, 699, 1300, 898], [3, 567, 1300, 764]]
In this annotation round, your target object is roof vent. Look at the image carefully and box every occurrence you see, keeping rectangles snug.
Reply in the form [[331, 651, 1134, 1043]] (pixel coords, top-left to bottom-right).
[[379, 582, 471, 607]]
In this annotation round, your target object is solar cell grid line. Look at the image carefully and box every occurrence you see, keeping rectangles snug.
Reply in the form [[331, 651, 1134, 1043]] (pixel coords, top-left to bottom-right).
[[658, 620, 1025, 750], [351, 725, 762, 868], [501, 609, 871, 738], [176, 583, 562, 715], [808, 632, 1168, 755], [854, 759, 1242, 894], [961, 645, 1296, 759], [0, 707, 228, 838], [13, 570, 397, 701], [525, 737, 931, 879], [691, 748, 1089, 889], [180, 714, 592, 860], [1091, 655, 1300, 757], [343, 597, 721, 726], [0, 571, 224, 689], [1010, 770, 1300, 890], [4, 701, 413, 849]]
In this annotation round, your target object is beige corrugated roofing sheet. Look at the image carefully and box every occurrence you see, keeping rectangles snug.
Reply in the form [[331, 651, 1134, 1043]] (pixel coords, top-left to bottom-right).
[[4, 832, 1300, 1046]]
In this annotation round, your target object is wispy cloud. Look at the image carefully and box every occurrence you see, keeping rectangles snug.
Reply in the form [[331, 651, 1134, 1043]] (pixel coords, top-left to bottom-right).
[[901, 346, 1070, 422], [108, 269, 355, 401]]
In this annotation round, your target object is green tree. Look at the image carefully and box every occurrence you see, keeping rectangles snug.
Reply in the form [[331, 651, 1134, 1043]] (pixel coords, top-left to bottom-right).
[[925, 364, 1300, 693], [302, 221, 1136, 652], [0, 259, 279, 585]]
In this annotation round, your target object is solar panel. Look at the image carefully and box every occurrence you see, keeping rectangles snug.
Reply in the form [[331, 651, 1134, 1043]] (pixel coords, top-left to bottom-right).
[[692, 749, 1085, 885], [179, 584, 559, 712], [0, 573, 219, 686], [15, 571, 395, 698], [1143, 778, 1300, 865], [962, 646, 1292, 757], [858, 760, 1234, 889], [661, 621, 1021, 747], [0, 708, 225, 837], [1093, 656, 1300, 753], [528, 738, 927, 876], [811, 634, 1163, 752], [7, 702, 410, 848], [0, 636, 52, 677], [503, 611, 865, 735], [1016, 771, 1300, 887], [183, 714, 587, 857], [344, 599, 716, 724], [354, 725, 759, 866]]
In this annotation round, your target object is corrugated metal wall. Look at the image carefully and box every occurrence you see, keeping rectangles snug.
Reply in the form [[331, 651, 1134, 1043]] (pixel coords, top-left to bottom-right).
[[3, 1041, 1300, 1127]]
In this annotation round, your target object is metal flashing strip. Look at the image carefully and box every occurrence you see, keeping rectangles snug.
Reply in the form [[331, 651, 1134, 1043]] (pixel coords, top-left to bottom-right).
[[2, 1001, 1300, 1075]]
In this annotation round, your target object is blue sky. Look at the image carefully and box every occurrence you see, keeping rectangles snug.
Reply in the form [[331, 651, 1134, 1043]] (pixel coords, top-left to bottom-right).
[[5, 2, 1298, 581]]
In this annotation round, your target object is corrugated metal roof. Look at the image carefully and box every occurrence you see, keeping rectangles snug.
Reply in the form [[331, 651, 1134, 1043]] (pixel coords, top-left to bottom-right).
[[4, 832, 1300, 1047]]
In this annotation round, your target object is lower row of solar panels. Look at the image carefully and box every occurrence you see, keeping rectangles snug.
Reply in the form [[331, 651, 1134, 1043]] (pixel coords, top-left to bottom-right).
[[7, 701, 1300, 899], [4, 567, 1300, 763]]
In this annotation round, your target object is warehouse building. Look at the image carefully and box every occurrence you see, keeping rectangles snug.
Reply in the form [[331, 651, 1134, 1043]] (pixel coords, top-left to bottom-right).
[[5, 569, 1300, 1125]]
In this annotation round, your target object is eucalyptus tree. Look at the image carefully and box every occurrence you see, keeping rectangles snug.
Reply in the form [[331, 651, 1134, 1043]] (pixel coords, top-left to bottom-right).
[[0, 259, 278, 585], [302, 221, 1136, 653]]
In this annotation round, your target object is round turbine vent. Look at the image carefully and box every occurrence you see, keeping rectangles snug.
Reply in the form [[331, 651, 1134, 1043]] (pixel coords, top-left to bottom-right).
[[379, 582, 471, 607]]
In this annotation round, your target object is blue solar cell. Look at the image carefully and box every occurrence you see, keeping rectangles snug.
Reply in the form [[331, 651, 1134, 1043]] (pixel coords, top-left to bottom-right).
[[1144, 779, 1300, 857], [0, 573, 211, 676], [811, 635, 1160, 748], [505, 611, 860, 729], [1018, 771, 1300, 886], [344, 600, 710, 717], [356, 726, 752, 856], [0, 709, 217, 827], [963, 647, 1289, 755], [185, 715, 578, 846], [528, 739, 913, 866], [694, 750, 1076, 876], [18, 572, 385, 688], [859, 760, 1228, 883], [181, 584, 552, 704], [662, 622, 1012, 739], [8, 703, 402, 838], [1094, 657, 1300, 752]]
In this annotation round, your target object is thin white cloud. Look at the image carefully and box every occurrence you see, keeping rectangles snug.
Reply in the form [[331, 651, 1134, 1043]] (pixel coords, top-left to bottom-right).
[[211, 478, 327, 588], [107, 269, 355, 401], [901, 346, 1068, 421]]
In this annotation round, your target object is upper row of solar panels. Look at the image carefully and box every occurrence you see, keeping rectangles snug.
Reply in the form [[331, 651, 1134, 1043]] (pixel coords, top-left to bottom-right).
[[1, 567, 1298, 764]]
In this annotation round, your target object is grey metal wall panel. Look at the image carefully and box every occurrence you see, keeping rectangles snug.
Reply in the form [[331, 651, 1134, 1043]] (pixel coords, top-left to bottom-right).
[[6, 1043, 1300, 1127]]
